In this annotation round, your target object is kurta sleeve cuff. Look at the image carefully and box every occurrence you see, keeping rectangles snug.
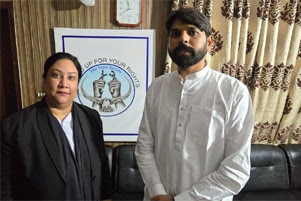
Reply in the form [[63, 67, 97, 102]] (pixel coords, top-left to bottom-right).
[[174, 191, 192, 201], [149, 183, 167, 197]]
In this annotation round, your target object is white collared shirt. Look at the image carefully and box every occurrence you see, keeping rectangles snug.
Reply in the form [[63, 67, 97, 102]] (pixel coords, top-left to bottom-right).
[[135, 66, 254, 201], [56, 112, 75, 153]]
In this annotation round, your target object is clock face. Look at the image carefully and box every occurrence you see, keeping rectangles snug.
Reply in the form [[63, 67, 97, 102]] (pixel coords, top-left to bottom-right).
[[116, 0, 143, 26]]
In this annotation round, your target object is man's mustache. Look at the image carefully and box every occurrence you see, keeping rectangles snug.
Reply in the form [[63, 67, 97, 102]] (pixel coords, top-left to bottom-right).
[[173, 44, 195, 56]]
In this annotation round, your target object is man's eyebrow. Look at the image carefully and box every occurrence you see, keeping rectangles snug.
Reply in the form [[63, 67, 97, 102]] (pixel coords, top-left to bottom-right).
[[187, 25, 198, 28], [170, 28, 180, 32], [170, 26, 199, 31], [187, 25, 202, 31]]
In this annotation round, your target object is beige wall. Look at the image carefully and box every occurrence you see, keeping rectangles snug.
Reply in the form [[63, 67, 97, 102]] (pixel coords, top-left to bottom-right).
[[12, 0, 171, 107]]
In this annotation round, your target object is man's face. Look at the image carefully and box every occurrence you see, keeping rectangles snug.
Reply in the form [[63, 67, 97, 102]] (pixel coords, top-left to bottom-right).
[[168, 19, 211, 70]]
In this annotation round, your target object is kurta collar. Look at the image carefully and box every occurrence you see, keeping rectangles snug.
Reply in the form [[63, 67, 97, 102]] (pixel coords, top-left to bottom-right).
[[177, 66, 210, 84]]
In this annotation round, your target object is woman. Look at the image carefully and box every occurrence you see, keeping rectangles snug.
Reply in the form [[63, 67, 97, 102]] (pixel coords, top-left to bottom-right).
[[1, 52, 113, 200]]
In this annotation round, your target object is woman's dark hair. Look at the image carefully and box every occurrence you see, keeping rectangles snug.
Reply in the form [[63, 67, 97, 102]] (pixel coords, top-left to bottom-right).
[[43, 52, 82, 80], [166, 8, 212, 37]]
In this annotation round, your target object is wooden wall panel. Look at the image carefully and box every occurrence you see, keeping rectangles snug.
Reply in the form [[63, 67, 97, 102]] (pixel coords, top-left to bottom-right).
[[11, 0, 171, 145], [12, 0, 171, 107]]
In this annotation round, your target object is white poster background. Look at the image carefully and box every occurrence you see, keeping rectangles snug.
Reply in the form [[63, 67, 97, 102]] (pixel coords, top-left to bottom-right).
[[54, 28, 155, 141]]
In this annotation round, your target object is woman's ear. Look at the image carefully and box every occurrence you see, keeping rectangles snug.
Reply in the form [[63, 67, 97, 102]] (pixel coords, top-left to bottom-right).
[[42, 76, 45, 90]]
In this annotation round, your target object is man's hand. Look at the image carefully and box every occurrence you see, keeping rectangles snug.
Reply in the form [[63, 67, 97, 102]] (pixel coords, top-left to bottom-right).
[[151, 194, 174, 201]]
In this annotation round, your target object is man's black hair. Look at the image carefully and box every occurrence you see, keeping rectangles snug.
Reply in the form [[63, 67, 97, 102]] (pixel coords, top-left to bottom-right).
[[43, 52, 82, 80], [166, 8, 212, 37]]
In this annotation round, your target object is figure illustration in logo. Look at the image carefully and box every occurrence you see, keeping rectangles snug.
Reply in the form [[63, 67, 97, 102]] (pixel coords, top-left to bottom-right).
[[92, 70, 107, 111], [80, 70, 132, 113], [108, 71, 126, 109]]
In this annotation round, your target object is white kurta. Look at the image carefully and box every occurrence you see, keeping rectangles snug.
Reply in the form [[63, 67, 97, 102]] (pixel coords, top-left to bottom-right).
[[135, 66, 254, 201]]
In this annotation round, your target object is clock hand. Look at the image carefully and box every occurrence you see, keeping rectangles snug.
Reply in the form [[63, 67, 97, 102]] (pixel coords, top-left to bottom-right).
[[122, 8, 130, 13], [126, 0, 131, 9]]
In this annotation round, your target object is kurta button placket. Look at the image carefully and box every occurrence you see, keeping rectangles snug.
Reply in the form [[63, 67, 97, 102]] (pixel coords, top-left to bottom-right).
[[175, 80, 191, 150]]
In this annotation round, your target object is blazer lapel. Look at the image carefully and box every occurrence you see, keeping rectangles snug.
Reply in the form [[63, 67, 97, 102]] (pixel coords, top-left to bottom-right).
[[74, 104, 102, 179], [36, 101, 66, 183], [74, 103, 113, 199]]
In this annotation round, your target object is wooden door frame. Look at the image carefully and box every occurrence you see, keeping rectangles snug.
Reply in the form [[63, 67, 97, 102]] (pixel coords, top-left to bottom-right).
[[0, 1, 22, 111]]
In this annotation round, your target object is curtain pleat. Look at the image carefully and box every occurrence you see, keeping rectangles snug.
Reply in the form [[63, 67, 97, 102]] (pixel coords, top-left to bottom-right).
[[166, 0, 301, 144]]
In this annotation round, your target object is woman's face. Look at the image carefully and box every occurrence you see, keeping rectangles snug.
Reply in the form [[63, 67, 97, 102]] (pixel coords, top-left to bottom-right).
[[43, 59, 79, 109]]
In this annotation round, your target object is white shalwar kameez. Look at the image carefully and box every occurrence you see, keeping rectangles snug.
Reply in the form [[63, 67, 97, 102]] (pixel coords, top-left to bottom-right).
[[135, 66, 254, 201]]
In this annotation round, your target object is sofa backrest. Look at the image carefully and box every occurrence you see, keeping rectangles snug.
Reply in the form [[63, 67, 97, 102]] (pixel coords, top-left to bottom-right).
[[241, 144, 290, 192], [108, 144, 300, 200], [279, 144, 301, 190], [113, 145, 144, 200]]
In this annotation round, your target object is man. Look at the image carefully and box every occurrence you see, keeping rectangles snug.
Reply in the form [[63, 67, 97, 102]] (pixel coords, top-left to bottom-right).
[[135, 8, 254, 201]]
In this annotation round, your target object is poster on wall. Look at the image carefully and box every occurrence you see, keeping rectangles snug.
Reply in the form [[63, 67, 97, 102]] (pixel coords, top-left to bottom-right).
[[54, 28, 155, 141]]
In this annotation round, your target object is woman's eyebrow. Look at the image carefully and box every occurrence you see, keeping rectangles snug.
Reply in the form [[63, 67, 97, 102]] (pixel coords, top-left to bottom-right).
[[51, 69, 77, 75]]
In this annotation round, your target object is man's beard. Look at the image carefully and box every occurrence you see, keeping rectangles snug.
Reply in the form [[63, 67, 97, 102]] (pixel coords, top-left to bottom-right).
[[168, 43, 207, 70]]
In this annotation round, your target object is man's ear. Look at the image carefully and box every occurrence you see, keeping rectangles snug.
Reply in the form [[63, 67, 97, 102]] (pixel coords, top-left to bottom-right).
[[167, 37, 171, 47], [206, 35, 213, 51]]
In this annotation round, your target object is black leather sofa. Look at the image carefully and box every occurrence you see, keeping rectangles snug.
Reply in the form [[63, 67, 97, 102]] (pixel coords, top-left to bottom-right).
[[112, 145, 144, 200], [105, 144, 301, 201], [234, 144, 301, 200]]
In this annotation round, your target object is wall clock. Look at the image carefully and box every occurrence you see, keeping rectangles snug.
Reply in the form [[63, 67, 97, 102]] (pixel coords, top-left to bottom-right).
[[115, 0, 143, 26]]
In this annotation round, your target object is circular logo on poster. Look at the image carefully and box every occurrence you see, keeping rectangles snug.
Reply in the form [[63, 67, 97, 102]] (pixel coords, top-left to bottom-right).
[[78, 64, 135, 117]]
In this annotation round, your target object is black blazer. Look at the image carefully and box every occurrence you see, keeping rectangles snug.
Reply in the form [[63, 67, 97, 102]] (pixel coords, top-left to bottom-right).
[[1, 100, 113, 200]]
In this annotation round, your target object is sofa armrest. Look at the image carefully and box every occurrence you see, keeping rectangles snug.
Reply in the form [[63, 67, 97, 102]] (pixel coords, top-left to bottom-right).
[[241, 144, 289, 192], [105, 145, 113, 176], [278, 144, 301, 190]]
